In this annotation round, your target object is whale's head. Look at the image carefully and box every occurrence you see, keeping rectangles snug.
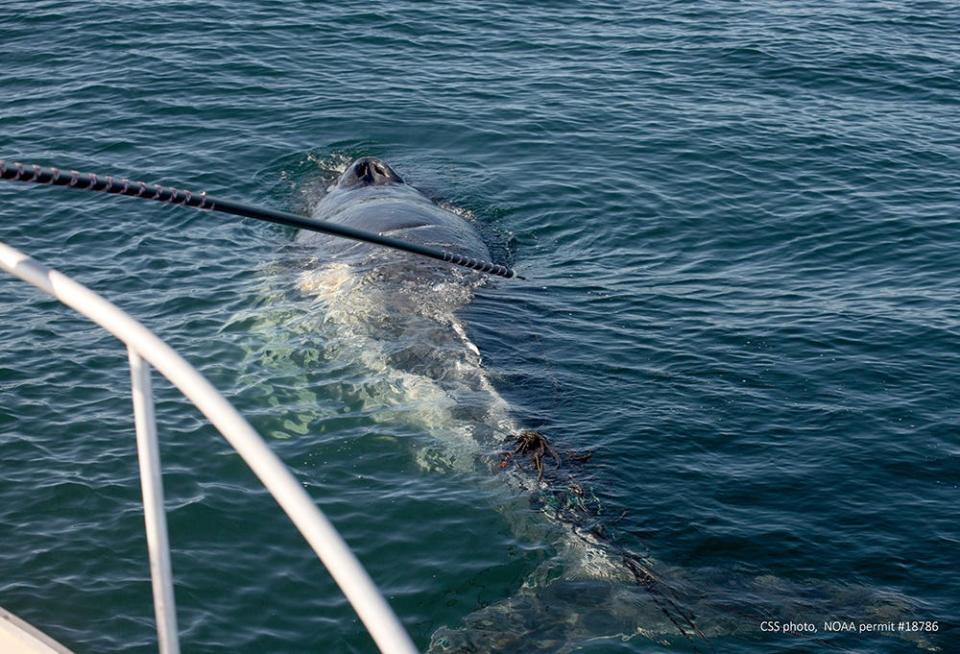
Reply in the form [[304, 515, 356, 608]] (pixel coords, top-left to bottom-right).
[[335, 157, 404, 190]]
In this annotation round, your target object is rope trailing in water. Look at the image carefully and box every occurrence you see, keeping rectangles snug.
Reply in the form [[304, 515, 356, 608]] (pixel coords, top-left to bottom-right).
[[0, 160, 517, 279]]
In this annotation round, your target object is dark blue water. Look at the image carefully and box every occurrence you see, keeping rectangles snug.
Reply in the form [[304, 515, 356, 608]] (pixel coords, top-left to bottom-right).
[[2, 2, 958, 652]]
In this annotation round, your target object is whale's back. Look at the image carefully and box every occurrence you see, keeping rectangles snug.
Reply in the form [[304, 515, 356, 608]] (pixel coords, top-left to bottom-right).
[[295, 170, 494, 392], [301, 183, 490, 278]]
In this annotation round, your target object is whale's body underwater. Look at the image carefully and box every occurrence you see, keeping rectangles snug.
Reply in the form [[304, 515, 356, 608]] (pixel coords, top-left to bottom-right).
[[295, 157, 699, 650], [286, 158, 928, 653]]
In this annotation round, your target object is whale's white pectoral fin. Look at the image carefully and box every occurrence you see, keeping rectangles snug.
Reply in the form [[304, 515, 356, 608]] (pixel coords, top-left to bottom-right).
[[450, 317, 481, 360]]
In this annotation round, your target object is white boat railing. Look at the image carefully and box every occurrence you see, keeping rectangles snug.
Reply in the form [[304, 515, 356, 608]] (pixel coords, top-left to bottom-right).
[[0, 240, 418, 654]]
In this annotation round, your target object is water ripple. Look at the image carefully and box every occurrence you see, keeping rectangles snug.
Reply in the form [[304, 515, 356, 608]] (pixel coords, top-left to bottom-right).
[[2, 1, 958, 652]]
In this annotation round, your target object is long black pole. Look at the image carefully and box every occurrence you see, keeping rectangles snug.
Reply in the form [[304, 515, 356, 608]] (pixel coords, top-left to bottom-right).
[[0, 160, 516, 279]]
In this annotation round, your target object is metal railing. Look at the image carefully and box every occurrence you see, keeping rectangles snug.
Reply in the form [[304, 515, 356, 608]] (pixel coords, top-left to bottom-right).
[[0, 240, 418, 654]]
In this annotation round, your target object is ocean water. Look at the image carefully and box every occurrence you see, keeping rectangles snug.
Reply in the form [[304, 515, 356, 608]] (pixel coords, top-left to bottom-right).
[[1, 2, 958, 652]]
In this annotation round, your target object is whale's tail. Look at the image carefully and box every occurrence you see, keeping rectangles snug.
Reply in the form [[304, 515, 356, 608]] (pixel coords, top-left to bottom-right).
[[427, 526, 713, 654], [428, 539, 933, 653], [429, 578, 698, 653]]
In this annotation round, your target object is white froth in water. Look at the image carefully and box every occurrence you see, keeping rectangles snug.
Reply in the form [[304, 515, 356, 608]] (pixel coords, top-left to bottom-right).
[[293, 257, 517, 471], [281, 152, 355, 217]]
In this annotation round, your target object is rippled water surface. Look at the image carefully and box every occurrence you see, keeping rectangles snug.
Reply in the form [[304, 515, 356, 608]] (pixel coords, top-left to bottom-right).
[[2, 2, 958, 652]]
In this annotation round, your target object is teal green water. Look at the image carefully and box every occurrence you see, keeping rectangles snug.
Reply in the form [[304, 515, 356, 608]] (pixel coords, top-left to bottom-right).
[[1, 2, 958, 652]]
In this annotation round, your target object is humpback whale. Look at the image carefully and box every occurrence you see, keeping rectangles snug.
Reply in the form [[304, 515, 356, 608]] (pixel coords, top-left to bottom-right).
[[284, 158, 928, 653], [293, 157, 714, 651]]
